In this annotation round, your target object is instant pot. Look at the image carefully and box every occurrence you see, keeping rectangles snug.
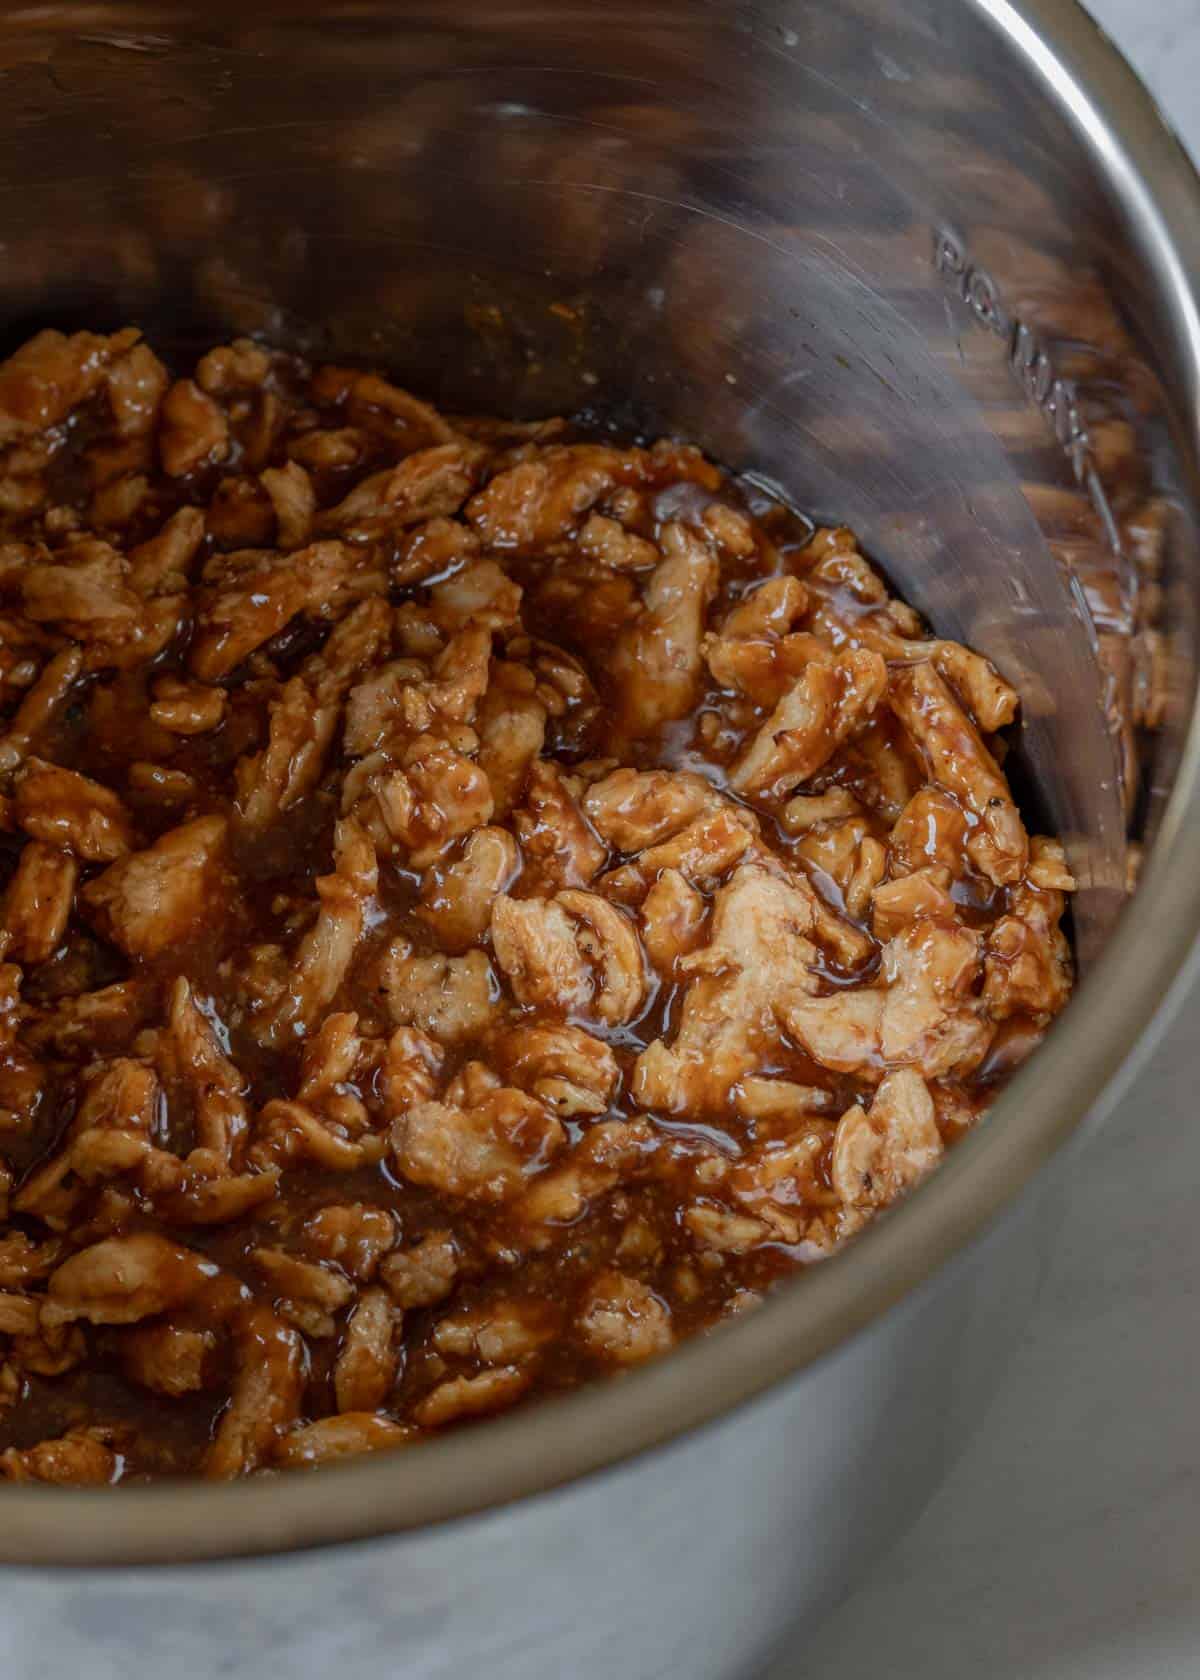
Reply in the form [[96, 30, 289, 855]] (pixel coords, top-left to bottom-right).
[[2, 3, 1199, 1676]]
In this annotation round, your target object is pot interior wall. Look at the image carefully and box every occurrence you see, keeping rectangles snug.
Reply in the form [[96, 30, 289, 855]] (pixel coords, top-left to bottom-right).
[[0, 0, 1195, 965]]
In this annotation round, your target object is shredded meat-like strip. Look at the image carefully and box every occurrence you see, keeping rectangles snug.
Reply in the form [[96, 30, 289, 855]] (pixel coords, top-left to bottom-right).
[[0, 327, 1078, 1482]]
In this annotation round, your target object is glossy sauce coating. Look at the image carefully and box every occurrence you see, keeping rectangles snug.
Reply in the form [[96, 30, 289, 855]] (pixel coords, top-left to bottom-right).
[[0, 328, 1074, 1483]]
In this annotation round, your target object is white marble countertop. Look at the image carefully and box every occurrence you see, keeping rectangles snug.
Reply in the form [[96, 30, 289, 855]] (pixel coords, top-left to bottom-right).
[[779, 1006, 1200, 1679], [773, 12, 1200, 1676]]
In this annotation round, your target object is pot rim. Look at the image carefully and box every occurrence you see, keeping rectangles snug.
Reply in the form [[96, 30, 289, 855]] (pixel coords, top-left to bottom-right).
[[5, 0, 1200, 1568]]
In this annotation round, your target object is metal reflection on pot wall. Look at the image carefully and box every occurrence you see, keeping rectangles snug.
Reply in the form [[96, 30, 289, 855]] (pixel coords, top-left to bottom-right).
[[0, 8, 1197, 1680], [934, 225, 1117, 540], [932, 218, 1184, 872], [0, 3, 1170, 933]]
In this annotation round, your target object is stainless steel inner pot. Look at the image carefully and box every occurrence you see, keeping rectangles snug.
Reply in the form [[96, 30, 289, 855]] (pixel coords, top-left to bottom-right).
[[3, 3, 1199, 1677]]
